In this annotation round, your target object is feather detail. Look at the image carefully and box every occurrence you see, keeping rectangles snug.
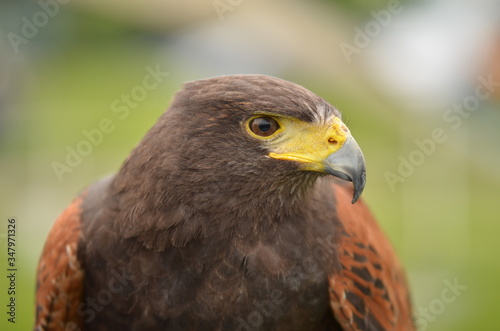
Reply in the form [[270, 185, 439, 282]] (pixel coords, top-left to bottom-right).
[[35, 196, 85, 331], [328, 182, 415, 331]]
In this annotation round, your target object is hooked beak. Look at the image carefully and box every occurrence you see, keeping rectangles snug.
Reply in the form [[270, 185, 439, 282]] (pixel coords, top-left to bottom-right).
[[267, 117, 366, 203], [324, 136, 366, 203]]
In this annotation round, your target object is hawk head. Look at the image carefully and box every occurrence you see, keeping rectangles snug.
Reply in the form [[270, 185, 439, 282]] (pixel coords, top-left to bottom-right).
[[113, 75, 366, 247]]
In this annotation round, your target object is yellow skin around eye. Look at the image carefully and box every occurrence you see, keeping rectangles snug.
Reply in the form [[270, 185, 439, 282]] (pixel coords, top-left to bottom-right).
[[246, 115, 351, 173]]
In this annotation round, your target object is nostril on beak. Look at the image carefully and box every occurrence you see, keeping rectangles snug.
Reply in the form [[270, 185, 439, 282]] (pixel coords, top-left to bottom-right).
[[328, 137, 338, 145]]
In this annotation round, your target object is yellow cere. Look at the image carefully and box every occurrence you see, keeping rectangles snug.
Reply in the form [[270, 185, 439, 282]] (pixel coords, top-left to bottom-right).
[[247, 114, 351, 173]]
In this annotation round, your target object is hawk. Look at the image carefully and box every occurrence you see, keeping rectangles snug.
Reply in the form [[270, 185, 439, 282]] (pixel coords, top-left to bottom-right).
[[35, 75, 414, 330]]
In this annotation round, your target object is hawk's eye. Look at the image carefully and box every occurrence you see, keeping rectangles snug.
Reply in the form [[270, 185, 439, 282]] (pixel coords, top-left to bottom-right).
[[249, 117, 280, 137]]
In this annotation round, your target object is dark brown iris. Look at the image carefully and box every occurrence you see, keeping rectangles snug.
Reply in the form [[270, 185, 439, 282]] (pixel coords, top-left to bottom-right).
[[249, 116, 280, 137]]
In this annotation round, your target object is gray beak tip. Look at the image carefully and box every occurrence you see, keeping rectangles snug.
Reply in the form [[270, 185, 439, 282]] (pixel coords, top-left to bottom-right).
[[324, 137, 366, 204], [351, 171, 366, 204]]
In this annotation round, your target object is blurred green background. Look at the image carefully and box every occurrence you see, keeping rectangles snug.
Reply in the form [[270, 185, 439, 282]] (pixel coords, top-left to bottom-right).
[[0, 0, 499, 330]]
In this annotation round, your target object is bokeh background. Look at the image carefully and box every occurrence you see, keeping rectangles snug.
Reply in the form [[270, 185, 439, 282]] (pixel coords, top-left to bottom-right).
[[1, 0, 499, 330]]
